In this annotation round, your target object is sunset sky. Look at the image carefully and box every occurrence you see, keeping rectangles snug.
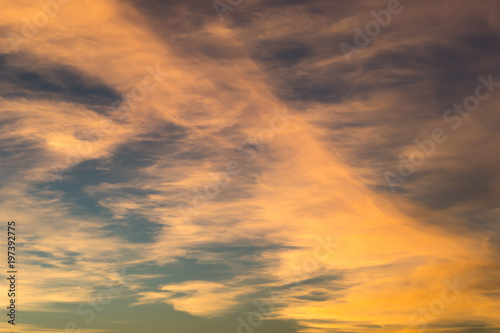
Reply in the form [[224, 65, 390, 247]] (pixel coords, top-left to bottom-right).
[[1, 0, 500, 332]]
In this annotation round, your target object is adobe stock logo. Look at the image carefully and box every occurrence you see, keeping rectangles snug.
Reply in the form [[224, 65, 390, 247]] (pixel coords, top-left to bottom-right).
[[7, 0, 73, 53], [213, 0, 244, 20], [384, 74, 500, 192], [236, 236, 338, 333], [65, 269, 130, 333], [178, 106, 293, 222], [408, 277, 466, 332], [340, 0, 408, 63]]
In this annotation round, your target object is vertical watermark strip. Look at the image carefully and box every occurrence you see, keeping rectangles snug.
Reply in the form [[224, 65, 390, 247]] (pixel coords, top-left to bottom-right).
[[6, 220, 17, 328]]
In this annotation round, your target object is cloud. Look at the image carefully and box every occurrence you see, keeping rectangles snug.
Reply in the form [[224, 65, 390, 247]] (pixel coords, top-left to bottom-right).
[[1, 0, 500, 332]]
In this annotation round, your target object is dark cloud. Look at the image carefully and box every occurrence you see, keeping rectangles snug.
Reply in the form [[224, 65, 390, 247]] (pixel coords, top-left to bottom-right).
[[102, 214, 163, 243], [127, 258, 234, 287], [24, 250, 55, 258], [251, 39, 314, 68], [427, 320, 500, 333], [171, 35, 243, 60], [125, 0, 217, 34], [0, 53, 121, 108]]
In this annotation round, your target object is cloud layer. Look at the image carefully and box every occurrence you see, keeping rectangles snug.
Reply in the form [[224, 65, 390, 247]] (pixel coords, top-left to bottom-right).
[[1, 0, 500, 332]]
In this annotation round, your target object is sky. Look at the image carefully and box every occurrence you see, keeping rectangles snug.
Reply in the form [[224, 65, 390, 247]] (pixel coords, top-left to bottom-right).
[[1, 0, 500, 332]]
